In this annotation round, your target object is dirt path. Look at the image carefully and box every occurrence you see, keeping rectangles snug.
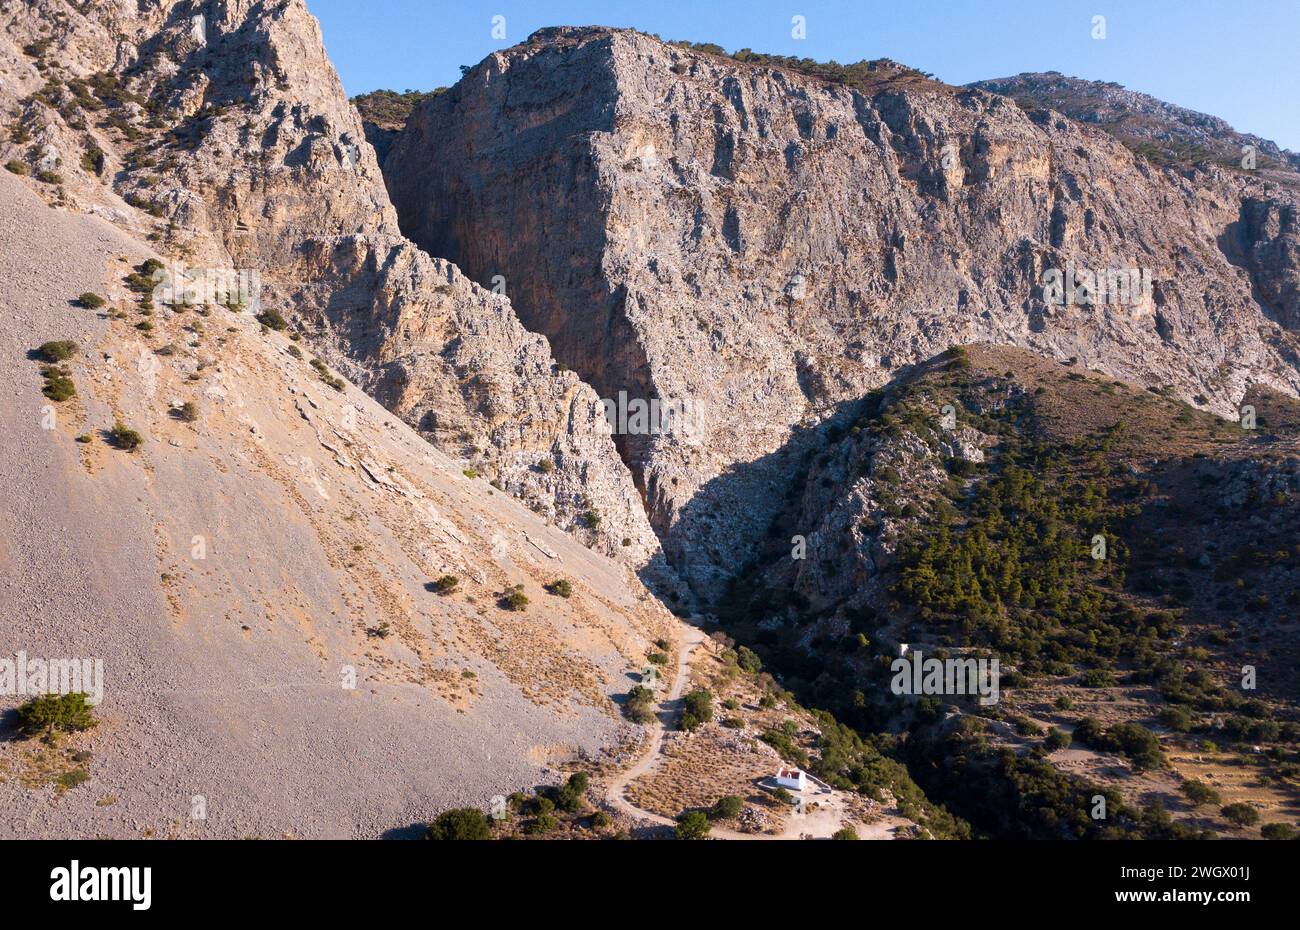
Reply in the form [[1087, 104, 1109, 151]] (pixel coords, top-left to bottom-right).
[[604, 625, 706, 827], [604, 625, 897, 840]]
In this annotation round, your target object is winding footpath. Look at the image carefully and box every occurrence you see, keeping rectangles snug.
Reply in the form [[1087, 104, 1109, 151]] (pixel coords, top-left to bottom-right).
[[604, 626, 706, 829], [604, 626, 897, 840]]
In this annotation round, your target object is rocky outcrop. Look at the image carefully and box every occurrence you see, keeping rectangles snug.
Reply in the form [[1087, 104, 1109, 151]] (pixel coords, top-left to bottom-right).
[[385, 26, 1300, 596], [969, 72, 1300, 178], [296, 233, 660, 561], [0, 2, 659, 561], [1223, 197, 1300, 331]]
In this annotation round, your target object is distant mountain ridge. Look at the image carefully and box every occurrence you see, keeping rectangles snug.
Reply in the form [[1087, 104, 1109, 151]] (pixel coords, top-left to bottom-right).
[[969, 71, 1300, 180], [384, 25, 1300, 600]]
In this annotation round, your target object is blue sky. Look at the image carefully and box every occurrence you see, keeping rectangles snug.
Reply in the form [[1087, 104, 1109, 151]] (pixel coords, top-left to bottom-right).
[[308, 0, 1299, 150]]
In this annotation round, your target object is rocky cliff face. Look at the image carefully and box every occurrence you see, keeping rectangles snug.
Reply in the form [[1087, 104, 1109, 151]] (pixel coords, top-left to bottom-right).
[[0, 2, 660, 563], [969, 72, 1300, 179], [385, 26, 1300, 597]]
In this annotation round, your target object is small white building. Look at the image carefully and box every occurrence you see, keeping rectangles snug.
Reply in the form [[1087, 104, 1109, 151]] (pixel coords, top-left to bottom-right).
[[775, 767, 808, 792]]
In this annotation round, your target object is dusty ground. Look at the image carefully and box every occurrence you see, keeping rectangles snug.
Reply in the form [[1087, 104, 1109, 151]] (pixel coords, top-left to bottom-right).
[[0, 171, 681, 838], [995, 676, 1300, 837]]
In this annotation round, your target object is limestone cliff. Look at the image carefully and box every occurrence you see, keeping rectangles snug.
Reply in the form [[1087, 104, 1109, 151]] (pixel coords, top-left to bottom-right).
[[0, 2, 659, 561], [385, 26, 1300, 596]]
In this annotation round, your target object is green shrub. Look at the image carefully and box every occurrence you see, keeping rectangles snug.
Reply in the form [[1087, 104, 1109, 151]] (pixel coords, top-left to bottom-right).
[[1220, 803, 1260, 827], [760, 729, 808, 767], [432, 574, 459, 594], [544, 579, 573, 598], [589, 811, 612, 829], [177, 401, 199, 423], [56, 767, 90, 790], [554, 772, 589, 812], [1072, 717, 1164, 771], [309, 358, 345, 391], [1043, 728, 1071, 751], [709, 795, 743, 820], [424, 808, 491, 840], [35, 340, 78, 362], [35, 169, 62, 184], [4, 159, 27, 175], [108, 422, 142, 451], [1261, 822, 1297, 840], [81, 145, 104, 175], [1159, 705, 1196, 732], [40, 365, 76, 402], [124, 192, 163, 216], [1107, 722, 1164, 772], [832, 826, 860, 840], [623, 685, 657, 724], [681, 689, 713, 731], [1014, 716, 1044, 737], [77, 293, 105, 309], [1179, 780, 1221, 807], [500, 587, 529, 612], [537, 458, 554, 473], [15, 693, 97, 740], [1079, 668, 1117, 688], [737, 645, 763, 674], [527, 795, 555, 816], [255, 308, 287, 330], [946, 345, 972, 369], [675, 811, 711, 840], [525, 813, 558, 835]]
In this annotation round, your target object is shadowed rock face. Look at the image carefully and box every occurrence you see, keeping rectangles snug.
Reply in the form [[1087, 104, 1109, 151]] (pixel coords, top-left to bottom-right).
[[0, 2, 660, 563], [385, 26, 1300, 597]]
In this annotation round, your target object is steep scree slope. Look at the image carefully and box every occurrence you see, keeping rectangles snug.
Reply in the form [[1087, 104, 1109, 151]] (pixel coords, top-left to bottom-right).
[[0, 1, 660, 563]]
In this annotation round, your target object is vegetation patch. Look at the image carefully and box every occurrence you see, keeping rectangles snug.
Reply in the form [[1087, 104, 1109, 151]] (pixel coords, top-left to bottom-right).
[[108, 422, 143, 451], [15, 693, 97, 742]]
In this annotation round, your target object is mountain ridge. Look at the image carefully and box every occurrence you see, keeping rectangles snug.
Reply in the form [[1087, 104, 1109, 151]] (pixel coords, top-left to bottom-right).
[[385, 24, 1300, 600], [969, 71, 1300, 180], [2, 5, 1298, 840]]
